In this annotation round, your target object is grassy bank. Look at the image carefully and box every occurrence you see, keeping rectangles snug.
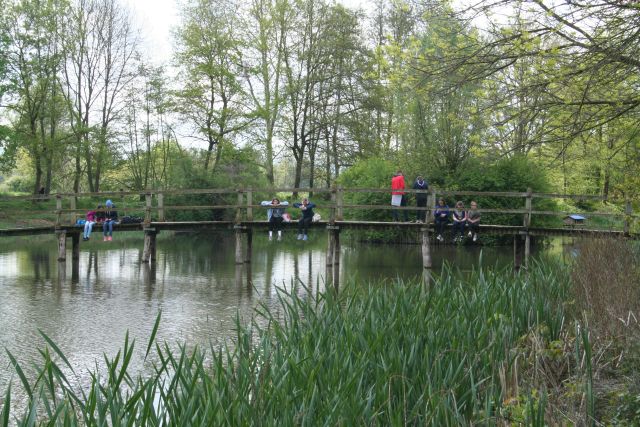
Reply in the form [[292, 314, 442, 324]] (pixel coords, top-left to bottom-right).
[[2, 262, 592, 425]]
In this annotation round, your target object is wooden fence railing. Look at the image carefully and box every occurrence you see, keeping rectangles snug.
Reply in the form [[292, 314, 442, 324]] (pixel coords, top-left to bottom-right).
[[0, 187, 637, 233]]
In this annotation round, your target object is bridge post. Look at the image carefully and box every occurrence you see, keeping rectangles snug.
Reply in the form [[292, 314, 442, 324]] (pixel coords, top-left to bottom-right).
[[624, 200, 632, 236], [246, 188, 253, 222], [55, 195, 62, 228], [523, 188, 532, 269], [142, 228, 157, 263], [71, 233, 80, 261], [429, 187, 437, 224], [236, 189, 244, 223], [421, 226, 432, 285], [336, 187, 344, 221], [70, 196, 77, 225], [514, 235, 524, 272], [524, 187, 532, 228], [144, 193, 152, 225], [157, 192, 165, 222], [329, 186, 337, 223], [56, 230, 66, 261]]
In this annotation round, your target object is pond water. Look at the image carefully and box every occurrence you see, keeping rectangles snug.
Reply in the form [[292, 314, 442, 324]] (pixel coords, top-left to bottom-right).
[[0, 230, 570, 402]]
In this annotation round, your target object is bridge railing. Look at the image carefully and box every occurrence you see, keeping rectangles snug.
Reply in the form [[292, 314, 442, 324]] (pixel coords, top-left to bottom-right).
[[0, 187, 636, 234]]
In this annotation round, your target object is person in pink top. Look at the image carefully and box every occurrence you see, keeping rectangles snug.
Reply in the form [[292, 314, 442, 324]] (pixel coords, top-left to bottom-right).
[[391, 170, 408, 222], [83, 207, 98, 241]]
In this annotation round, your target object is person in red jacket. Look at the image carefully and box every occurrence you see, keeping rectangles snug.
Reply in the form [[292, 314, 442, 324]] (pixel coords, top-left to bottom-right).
[[391, 170, 408, 222]]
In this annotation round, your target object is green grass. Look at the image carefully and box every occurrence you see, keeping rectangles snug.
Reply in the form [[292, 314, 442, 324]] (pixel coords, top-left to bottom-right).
[[1, 263, 581, 425]]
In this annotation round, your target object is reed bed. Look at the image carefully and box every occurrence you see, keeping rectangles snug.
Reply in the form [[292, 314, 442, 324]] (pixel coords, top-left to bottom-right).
[[2, 263, 575, 426]]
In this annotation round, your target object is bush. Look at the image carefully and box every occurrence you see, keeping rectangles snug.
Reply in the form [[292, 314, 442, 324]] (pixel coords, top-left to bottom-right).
[[162, 147, 270, 221], [446, 156, 558, 228]]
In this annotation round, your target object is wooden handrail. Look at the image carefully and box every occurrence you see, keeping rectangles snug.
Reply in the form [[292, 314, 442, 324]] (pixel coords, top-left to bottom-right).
[[2, 188, 635, 233], [0, 187, 632, 202]]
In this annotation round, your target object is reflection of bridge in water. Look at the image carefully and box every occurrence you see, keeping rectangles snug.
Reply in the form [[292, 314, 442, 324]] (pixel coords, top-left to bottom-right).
[[1, 187, 636, 287]]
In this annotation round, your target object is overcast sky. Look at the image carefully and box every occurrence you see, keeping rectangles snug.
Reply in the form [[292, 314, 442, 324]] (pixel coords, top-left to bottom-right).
[[124, 0, 374, 64]]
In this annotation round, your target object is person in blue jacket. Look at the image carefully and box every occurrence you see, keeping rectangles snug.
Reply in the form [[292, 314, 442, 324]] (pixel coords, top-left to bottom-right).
[[293, 198, 316, 241], [102, 199, 118, 241], [434, 198, 449, 242]]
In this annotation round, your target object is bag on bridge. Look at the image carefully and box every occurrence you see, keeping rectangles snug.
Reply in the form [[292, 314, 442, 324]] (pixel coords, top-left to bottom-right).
[[120, 215, 143, 224], [312, 213, 321, 222]]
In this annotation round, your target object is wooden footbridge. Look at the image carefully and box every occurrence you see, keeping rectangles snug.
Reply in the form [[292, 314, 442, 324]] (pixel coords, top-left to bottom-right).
[[1, 187, 636, 286]]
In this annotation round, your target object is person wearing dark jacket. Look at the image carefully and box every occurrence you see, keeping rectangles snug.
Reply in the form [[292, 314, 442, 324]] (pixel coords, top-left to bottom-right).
[[102, 199, 118, 241], [434, 198, 449, 242], [413, 176, 428, 223], [293, 198, 316, 241]]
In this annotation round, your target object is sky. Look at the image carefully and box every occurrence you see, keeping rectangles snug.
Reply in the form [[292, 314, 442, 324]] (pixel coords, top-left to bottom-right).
[[124, 0, 375, 64], [124, 0, 181, 64]]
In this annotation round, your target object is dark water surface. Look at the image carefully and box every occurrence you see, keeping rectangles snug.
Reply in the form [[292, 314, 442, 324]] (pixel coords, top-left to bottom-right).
[[0, 231, 563, 400]]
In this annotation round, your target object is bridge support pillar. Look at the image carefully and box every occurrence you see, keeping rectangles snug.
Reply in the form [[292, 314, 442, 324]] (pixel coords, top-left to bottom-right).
[[71, 233, 80, 261], [421, 227, 432, 285], [142, 228, 157, 263], [514, 235, 526, 272], [71, 232, 80, 274], [326, 226, 340, 291], [56, 230, 66, 261], [524, 234, 531, 270]]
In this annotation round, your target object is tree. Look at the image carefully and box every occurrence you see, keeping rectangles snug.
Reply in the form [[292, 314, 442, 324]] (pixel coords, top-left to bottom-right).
[[174, 0, 247, 172], [242, 0, 291, 185], [424, 0, 640, 195], [122, 63, 175, 191], [3, 0, 66, 194]]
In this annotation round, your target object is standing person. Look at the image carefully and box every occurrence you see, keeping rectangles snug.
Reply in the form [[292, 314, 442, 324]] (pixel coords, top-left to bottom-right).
[[467, 201, 481, 242], [391, 170, 408, 222], [293, 198, 316, 241], [83, 207, 98, 241], [413, 175, 429, 223], [434, 198, 449, 242], [102, 199, 118, 241], [261, 198, 289, 241], [452, 201, 467, 243]]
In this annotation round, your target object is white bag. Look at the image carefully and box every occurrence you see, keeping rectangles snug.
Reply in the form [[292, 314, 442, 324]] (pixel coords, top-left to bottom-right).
[[391, 195, 402, 207], [312, 213, 321, 222]]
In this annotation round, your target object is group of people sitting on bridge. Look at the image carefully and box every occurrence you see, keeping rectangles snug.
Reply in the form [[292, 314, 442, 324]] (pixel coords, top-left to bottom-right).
[[393, 170, 482, 243], [82, 200, 118, 241], [261, 198, 317, 241]]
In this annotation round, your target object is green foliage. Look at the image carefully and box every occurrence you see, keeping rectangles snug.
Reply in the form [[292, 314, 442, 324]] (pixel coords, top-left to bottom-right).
[[337, 156, 396, 222], [162, 145, 269, 221], [335, 157, 416, 241], [446, 155, 558, 227]]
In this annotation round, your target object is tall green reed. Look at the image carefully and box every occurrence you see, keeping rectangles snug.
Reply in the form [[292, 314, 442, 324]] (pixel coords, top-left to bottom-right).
[[1, 262, 578, 425]]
